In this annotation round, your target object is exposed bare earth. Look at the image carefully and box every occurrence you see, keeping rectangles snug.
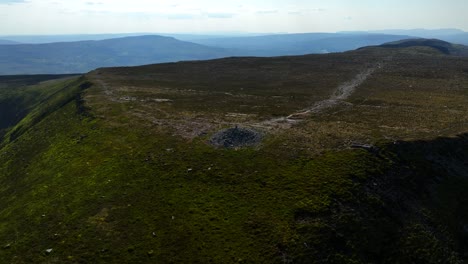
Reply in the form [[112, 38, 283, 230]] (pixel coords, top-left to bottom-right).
[[90, 65, 379, 140], [86, 52, 468, 147], [256, 63, 382, 130]]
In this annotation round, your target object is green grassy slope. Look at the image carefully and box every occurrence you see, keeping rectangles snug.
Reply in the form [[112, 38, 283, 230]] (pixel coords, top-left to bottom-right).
[[0, 47, 467, 263], [0, 75, 80, 139]]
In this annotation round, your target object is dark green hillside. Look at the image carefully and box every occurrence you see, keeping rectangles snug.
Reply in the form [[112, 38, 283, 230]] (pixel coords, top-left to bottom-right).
[[0, 74, 80, 139], [362, 38, 468, 56], [0, 46, 468, 263]]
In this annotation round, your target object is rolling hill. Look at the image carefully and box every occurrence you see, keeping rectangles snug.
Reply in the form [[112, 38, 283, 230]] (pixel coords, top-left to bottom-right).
[[0, 33, 157, 44], [190, 33, 413, 56], [363, 38, 468, 56], [0, 41, 468, 263], [343, 28, 468, 46], [0, 35, 230, 75], [0, 33, 261, 44], [0, 33, 417, 75], [0, 39, 20, 45]]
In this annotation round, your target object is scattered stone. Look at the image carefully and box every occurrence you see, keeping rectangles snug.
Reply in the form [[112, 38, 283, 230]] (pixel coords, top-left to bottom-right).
[[147, 250, 154, 256], [3, 243, 11, 249], [152, 232, 157, 237], [151, 98, 172, 103], [350, 143, 380, 154], [45, 248, 53, 254], [187, 168, 193, 172], [119, 96, 137, 101], [209, 126, 262, 148]]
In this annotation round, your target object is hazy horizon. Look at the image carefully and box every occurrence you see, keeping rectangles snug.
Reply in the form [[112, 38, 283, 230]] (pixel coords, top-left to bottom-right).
[[0, 28, 466, 38], [1, 0, 467, 35]]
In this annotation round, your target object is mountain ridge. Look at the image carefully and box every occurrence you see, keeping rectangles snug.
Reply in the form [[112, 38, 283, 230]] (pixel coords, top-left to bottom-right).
[[0, 33, 424, 75], [190, 33, 413, 55], [0, 35, 230, 75], [1, 41, 468, 263], [0, 39, 21, 45], [358, 38, 468, 56]]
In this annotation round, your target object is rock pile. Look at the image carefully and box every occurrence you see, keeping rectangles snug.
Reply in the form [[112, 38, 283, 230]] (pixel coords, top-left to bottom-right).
[[210, 126, 262, 148]]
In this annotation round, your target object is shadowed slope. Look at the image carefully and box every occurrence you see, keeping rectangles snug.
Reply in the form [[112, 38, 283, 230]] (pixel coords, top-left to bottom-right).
[[361, 38, 468, 56]]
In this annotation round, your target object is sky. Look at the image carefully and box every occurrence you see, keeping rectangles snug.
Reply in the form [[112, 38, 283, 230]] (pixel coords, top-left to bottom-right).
[[0, 0, 467, 35]]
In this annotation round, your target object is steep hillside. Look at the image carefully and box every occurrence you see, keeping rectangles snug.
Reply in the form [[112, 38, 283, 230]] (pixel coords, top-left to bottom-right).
[[0, 47, 468, 263], [0, 35, 229, 75], [0, 74, 80, 138]]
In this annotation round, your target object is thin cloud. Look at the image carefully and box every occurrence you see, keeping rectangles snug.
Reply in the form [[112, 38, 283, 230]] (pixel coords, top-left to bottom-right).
[[256, 10, 278, 15], [167, 13, 198, 20], [0, 0, 28, 4], [204, 12, 234, 19], [85, 2, 103, 6], [288, 8, 326, 16]]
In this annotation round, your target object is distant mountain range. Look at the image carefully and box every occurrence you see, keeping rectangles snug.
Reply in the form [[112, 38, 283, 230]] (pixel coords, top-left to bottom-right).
[[2, 29, 466, 44], [0, 39, 21, 45], [0, 33, 267, 44], [341, 29, 468, 45], [0, 35, 230, 75], [1, 30, 468, 75], [190, 33, 413, 56]]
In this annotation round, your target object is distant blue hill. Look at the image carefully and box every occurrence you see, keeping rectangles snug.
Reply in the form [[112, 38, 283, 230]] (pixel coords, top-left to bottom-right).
[[0, 33, 155, 44], [341, 29, 468, 45], [189, 33, 413, 56], [0, 35, 230, 75], [0, 33, 263, 44], [0, 32, 451, 75], [0, 39, 21, 45]]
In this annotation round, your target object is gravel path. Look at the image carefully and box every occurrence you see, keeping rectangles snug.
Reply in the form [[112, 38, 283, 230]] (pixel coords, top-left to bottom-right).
[[256, 63, 382, 129]]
